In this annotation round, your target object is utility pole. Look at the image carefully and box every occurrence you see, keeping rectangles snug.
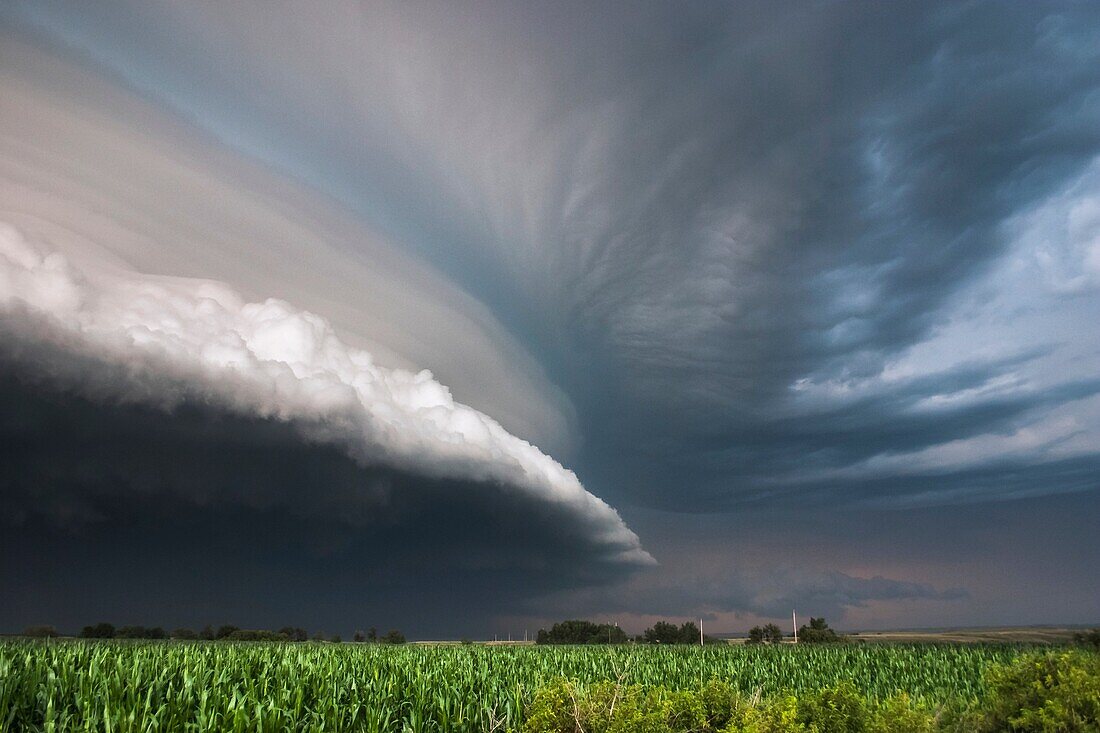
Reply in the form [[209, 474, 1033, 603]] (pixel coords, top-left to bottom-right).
[[792, 610, 798, 644]]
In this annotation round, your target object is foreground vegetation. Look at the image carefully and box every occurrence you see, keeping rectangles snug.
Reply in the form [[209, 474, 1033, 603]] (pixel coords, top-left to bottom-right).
[[1, 640, 1097, 731]]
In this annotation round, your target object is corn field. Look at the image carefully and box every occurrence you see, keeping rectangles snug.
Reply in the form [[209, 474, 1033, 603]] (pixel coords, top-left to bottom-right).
[[0, 640, 1039, 732]]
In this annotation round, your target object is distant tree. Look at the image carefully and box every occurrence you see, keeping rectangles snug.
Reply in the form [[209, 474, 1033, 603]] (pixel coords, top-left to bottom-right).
[[797, 617, 845, 644], [216, 625, 240, 640], [116, 626, 148, 639], [678, 622, 701, 644], [227, 629, 286, 641], [748, 623, 785, 644], [171, 628, 197, 640], [312, 630, 327, 642], [538, 620, 597, 644], [636, 620, 721, 645], [331, 634, 342, 644], [368, 627, 378, 642], [643, 621, 681, 645], [23, 625, 59, 638], [382, 629, 406, 645], [146, 627, 166, 639], [80, 622, 115, 639], [353, 630, 366, 642], [278, 626, 308, 642], [199, 625, 216, 640], [535, 620, 626, 645]]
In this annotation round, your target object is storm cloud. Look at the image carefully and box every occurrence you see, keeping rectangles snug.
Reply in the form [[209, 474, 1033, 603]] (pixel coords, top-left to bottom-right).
[[0, 223, 649, 567], [1, 1, 1099, 633]]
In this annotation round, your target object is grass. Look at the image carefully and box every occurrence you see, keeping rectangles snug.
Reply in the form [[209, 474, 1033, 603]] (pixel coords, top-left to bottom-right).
[[0, 639, 1079, 731]]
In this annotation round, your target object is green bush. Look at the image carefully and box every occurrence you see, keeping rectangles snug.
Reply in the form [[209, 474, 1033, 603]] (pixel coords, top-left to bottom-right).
[[963, 650, 1100, 732], [868, 694, 934, 733], [524, 679, 699, 733], [525, 652, 1100, 733], [523, 679, 936, 733], [792, 682, 868, 731]]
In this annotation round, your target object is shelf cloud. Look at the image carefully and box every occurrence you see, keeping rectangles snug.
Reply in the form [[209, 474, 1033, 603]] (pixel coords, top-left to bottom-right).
[[0, 222, 650, 568]]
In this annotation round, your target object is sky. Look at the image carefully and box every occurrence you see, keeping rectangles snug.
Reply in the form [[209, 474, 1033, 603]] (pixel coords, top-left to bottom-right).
[[1, 1, 1098, 639]]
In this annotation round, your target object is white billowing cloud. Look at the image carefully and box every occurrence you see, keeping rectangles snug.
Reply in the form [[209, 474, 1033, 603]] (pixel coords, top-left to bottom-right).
[[0, 32, 576, 458], [0, 222, 653, 566]]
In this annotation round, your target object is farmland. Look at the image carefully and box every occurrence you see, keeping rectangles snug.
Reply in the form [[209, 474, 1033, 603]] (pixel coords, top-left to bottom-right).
[[4, 639, 1096, 731]]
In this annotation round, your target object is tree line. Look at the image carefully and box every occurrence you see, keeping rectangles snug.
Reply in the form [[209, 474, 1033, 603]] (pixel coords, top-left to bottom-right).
[[746, 617, 844, 644], [535, 617, 847, 645], [21, 623, 405, 644], [536, 619, 723, 645]]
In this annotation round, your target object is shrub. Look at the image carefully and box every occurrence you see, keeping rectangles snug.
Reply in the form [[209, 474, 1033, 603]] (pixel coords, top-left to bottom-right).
[[524, 679, 681, 733], [793, 682, 868, 731], [699, 680, 742, 730], [523, 679, 943, 733], [869, 694, 934, 733], [965, 650, 1100, 732]]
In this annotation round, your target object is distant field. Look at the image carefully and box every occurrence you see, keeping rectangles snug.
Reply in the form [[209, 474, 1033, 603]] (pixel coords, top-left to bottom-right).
[[847, 626, 1086, 644], [0, 639, 1071, 731], [719, 625, 1087, 644]]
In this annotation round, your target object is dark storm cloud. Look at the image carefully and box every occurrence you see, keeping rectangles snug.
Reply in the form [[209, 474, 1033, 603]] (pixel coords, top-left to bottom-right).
[[535, 563, 966, 624], [561, 489, 1100, 629], [0, 226, 649, 565], [0, 365, 637, 637]]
